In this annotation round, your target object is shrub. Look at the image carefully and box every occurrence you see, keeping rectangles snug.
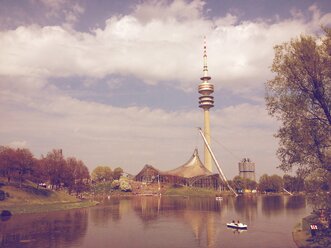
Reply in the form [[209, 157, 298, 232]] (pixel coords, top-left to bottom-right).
[[0, 190, 5, 201], [1, 210, 12, 217], [120, 180, 132, 192], [111, 180, 120, 189]]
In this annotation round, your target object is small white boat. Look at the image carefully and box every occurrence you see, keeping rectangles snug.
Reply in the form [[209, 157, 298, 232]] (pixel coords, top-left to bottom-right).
[[226, 222, 248, 229], [216, 196, 223, 201]]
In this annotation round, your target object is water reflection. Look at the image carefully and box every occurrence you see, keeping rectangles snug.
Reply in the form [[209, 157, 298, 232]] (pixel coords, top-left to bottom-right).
[[90, 199, 121, 226], [233, 195, 258, 221], [132, 196, 161, 221], [286, 195, 306, 209], [261, 195, 284, 216], [0, 195, 309, 248], [0, 209, 88, 248], [0, 215, 11, 222], [131, 196, 220, 247]]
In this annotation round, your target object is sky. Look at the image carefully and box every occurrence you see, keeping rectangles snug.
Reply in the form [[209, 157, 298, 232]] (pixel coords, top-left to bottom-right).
[[1, 0, 331, 179]]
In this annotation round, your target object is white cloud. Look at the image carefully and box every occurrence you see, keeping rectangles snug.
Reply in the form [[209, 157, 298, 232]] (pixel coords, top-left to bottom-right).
[[0, 77, 279, 177], [31, 0, 85, 28], [1, 0, 329, 178], [8, 140, 28, 149], [133, 0, 205, 23], [1, 1, 328, 93]]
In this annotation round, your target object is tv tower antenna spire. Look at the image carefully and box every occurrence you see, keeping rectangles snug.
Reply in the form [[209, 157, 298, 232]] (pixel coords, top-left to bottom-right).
[[198, 37, 214, 172]]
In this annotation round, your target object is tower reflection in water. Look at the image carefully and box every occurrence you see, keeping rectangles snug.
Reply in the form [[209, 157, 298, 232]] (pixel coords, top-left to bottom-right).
[[132, 196, 221, 248], [0, 195, 308, 248]]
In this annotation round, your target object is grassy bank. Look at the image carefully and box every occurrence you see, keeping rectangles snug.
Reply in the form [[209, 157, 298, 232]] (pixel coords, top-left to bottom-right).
[[0, 180, 97, 215], [163, 186, 222, 197]]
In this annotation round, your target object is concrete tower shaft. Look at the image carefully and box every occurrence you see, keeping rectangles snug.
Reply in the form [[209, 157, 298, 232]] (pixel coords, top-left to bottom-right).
[[198, 38, 214, 172]]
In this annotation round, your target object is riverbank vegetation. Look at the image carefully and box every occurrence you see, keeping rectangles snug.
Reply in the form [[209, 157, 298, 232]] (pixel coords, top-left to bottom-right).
[[0, 179, 96, 214], [163, 185, 220, 197]]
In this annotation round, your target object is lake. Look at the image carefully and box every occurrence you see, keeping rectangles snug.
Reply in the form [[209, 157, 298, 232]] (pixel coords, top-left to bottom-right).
[[0, 195, 310, 248]]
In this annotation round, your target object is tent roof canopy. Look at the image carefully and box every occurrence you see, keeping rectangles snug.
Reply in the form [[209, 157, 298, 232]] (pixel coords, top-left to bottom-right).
[[166, 149, 212, 178]]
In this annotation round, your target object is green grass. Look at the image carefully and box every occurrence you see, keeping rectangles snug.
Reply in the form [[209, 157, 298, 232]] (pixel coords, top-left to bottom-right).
[[0, 179, 97, 214], [2, 200, 97, 214], [90, 181, 113, 194], [163, 186, 221, 197]]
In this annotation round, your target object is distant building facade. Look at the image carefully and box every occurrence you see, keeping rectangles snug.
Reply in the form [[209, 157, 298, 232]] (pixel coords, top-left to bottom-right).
[[238, 158, 256, 181]]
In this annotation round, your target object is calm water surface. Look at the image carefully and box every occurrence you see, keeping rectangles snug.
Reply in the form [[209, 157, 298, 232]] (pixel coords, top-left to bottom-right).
[[0, 195, 310, 248]]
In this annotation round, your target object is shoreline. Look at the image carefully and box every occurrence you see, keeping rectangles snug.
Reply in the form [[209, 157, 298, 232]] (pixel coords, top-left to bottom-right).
[[1, 200, 99, 215], [292, 222, 311, 248]]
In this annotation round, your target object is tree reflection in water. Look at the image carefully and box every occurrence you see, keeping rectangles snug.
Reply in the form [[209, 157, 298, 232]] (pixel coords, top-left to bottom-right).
[[286, 195, 306, 209], [233, 195, 258, 222], [261, 195, 284, 216], [0, 195, 309, 248], [0, 209, 88, 248]]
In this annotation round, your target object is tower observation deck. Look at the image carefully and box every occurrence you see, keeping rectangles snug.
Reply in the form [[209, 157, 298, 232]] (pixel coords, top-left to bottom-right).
[[198, 38, 214, 172]]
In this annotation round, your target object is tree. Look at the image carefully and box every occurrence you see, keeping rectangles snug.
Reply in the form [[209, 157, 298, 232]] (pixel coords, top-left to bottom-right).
[[258, 174, 283, 193], [304, 168, 330, 193], [304, 168, 331, 226], [232, 176, 244, 190], [41, 149, 68, 189], [66, 157, 90, 195], [258, 174, 270, 192], [283, 174, 304, 192], [31, 159, 48, 187], [14, 148, 36, 187], [91, 166, 112, 182], [112, 167, 123, 180], [244, 178, 258, 190], [265, 28, 331, 173], [0, 146, 36, 186], [0, 146, 16, 182], [119, 179, 132, 192]]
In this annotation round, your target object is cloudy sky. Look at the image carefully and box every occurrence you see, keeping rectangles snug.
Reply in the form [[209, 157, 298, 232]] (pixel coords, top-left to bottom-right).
[[1, 0, 331, 179]]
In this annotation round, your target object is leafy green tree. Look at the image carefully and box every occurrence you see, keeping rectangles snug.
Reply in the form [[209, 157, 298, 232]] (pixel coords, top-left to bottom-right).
[[32, 159, 48, 187], [66, 157, 90, 195], [41, 149, 68, 189], [232, 176, 244, 190], [270, 174, 284, 192], [304, 168, 330, 193], [91, 166, 112, 182], [244, 178, 258, 190], [283, 174, 304, 192], [258, 174, 283, 193], [231, 176, 257, 191], [113, 167, 123, 180], [119, 179, 132, 192], [266, 28, 331, 173], [111, 180, 120, 189], [258, 174, 270, 192], [266, 29, 331, 230], [0, 146, 17, 182], [0, 146, 36, 186], [304, 168, 331, 226]]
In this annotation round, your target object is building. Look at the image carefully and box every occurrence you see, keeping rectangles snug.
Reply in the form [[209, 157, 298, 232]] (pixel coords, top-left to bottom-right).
[[238, 158, 256, 181], [198, 38, 214, 172], [135, 149, 221, 190], [135, 40, 221, 190]]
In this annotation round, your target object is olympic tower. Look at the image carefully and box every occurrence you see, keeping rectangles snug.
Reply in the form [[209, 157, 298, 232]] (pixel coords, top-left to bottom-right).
[[198, 38, 214, 172]]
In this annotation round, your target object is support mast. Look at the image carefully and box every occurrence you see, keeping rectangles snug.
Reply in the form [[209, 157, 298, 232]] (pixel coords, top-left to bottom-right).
[[198, 128, 238, 197]]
